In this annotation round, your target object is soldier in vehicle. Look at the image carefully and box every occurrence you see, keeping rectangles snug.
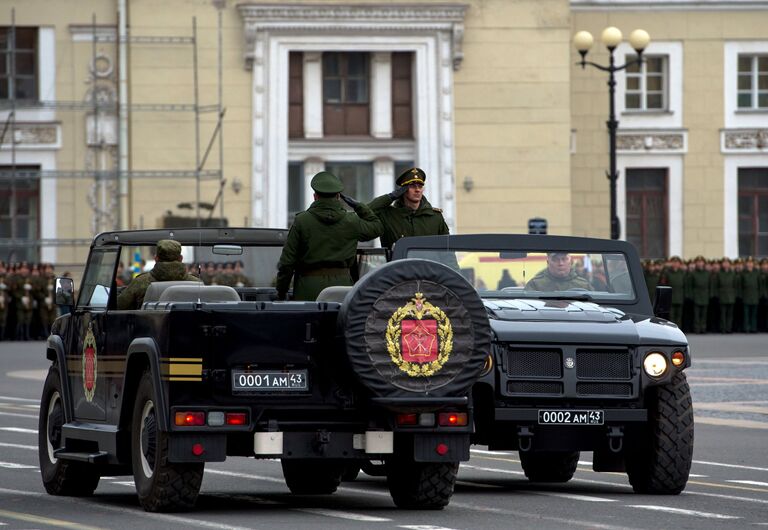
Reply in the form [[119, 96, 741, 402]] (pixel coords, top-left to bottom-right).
[[117, 239, 198, 310], [276, 171, 383, 301], [686, 255, 710, 334], [660, 256, 686, 328], [714, 257, 737, 334], [367, 167, 449, 250], [525, 252, 592, 291]]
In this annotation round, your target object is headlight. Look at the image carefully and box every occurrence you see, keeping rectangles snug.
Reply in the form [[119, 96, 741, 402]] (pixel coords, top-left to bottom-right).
[[643, 352, 668, 377]]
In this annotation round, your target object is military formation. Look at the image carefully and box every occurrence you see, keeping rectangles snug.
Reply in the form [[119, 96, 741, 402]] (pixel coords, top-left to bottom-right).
[[644, 255, 768, 333], [0, 262, 59, 341]]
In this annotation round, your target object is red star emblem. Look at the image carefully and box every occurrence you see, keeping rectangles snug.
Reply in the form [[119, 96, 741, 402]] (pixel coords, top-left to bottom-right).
[[401, 319, 438, 363]]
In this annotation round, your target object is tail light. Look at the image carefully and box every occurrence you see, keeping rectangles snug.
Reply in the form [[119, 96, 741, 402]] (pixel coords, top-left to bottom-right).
[[396, 413, 418, 426], [226, 412, 248, 426], [438, 412, 468, 427], [175, 411, 205, 426]]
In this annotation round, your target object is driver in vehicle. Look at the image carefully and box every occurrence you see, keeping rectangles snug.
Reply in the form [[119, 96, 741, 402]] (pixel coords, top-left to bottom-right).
[[525, 252, 592, 292]]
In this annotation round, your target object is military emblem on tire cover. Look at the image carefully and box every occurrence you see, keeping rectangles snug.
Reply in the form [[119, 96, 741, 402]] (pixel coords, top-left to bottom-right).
[[82, 322, 98, 402], [386, 292, 453, 377]]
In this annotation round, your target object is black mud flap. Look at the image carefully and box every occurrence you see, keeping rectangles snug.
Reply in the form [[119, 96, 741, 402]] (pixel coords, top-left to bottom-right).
[[168, 433, 226, 463], [412, 434, 470, 463]]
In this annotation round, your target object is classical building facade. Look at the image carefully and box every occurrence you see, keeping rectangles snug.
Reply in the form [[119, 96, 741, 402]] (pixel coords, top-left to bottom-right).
[[1, 0, 767, 266]]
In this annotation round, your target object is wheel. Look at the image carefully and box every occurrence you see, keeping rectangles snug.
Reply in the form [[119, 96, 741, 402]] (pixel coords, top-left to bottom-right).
[[361, 459, 387, 477], [386, 457, 458, 509], [519, 451, 580, 483], [38, 366, 100, 496], [131, 370, 203, 512], [626, 371, 694, 494], [281, 459, 344, 494], [340, 258, 491, 398]]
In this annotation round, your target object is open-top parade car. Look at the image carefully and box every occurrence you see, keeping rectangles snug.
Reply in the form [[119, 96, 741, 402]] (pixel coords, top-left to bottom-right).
[[392, 234, 693, 495], [39, 228, 491, 511]]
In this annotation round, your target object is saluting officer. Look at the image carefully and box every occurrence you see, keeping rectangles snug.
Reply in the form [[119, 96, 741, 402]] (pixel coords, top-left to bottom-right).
[[686, 255, 710, 334], [368, 167, 449, 250], [276, 171, 383, 301]]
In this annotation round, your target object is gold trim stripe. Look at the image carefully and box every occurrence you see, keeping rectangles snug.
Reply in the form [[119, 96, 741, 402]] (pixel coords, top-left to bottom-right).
[[167, 358, 203, 363], [166, 376, 203, 382], [169, 364, 202, 376]]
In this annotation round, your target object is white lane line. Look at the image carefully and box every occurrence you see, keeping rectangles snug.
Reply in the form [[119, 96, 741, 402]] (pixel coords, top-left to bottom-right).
[[0, 396, 40, 403], [470, 448, 515, 456], [727, 480, 768, 487], [400, 526, 460, 530], [462, 464, 525, 476], [529, 491, 616, 503], [689, 474, 708, 478], [113, 481, 135, 487], [0, 411, 37, 419], [205, 468, 287, 485], [694, 460, 768, 473], [0, 442, 36, 451], [627, 505, 740, 520], [455, 480, 503, 489], [0, 486, 255, 530], [0, 427, 37, 434], [295, 508, 391, 522], [0, 462, 36, 469]]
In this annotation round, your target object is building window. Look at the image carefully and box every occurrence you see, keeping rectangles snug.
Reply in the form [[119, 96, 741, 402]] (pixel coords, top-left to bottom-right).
[[288, 52, 304, 138], [0, 166, 40, 261], [324, 162, 373, 202], [392, 52, 413, 138], [625, 54, 667, 111], [287, 162, 304, 225], [323, 52, 370, 136], [738, 167, 768, 257], [737, 55, 768, 110], [626, 168, 667, 259], [0, 27, 38, 100]]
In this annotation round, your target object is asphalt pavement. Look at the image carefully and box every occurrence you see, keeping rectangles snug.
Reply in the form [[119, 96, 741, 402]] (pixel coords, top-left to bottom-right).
[[0, 337, 766, 530]]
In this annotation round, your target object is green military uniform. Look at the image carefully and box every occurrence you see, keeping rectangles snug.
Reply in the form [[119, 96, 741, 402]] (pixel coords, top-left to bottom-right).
[[368, 167, 449, 250], [0, 278, 8, 340], [644, 264, 661, 303], [686, 258, 710, 334], [525, 268, 591, 291], [15, 280, 34, 341], [739, 262, 760, 333], [39, 279, 57, 337], [715, 262, 737, 333], [117, 239, 198, 310], [276, 172, 383, 301], [660, 261, 686, 327], [760, 260, 768, 332]]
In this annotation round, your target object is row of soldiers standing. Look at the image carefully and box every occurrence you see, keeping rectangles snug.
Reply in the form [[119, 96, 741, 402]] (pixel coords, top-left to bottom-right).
[[0, 262, 59, 341], [644, 255, 768, 333]]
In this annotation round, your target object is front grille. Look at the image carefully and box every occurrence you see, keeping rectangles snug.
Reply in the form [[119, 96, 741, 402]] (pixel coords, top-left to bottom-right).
[[577, 382, 632, 396], [507, 349, 562, 378], [576, 350, 630, 379], [509, 381, 563, 395]]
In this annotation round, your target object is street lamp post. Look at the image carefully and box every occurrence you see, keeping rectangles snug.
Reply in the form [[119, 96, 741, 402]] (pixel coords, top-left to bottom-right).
[[573, 27, 650, 240]]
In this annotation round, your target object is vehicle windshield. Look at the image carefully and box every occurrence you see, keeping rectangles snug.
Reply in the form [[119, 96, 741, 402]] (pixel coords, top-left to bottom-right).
[[404, 249, 636, 301]]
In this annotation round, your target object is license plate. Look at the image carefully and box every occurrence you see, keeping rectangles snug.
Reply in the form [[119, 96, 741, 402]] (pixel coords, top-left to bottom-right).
[[232, 370, 308, 392], [538, 409, 604, 425]]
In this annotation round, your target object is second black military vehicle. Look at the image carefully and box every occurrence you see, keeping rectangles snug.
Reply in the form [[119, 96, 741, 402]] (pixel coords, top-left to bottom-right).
[[393, 234, 693, 494], [39, 228, 490, 511]]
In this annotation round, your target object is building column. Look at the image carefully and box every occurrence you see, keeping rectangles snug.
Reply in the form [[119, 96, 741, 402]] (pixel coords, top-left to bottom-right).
[[303, 52, 323, 139], [303, 157, 325, 209], [370, 52, 392, 139], [373, 157, 394, 198]]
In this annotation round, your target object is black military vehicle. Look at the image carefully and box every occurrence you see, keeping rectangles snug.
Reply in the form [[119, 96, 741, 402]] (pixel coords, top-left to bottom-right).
[[392, 234, 693, 494], [39, 228, 490, 511]]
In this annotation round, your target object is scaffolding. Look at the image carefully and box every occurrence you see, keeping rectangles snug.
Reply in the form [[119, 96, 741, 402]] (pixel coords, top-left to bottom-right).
[[0, 7, 226, 264]]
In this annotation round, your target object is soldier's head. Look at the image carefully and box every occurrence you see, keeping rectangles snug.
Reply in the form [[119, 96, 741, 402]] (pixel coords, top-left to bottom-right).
[[745, 257, 755, 271], [761, 258, 768, 272], [734, 258, 744, 271], [668, 255, 682, 270], [396, 167, 426, 210], [155, 239, 183, 263], [310, 171, 343, 200], [721, 257, 732, 270], [695, 255, 706, 270], [546, 252, 572, 279]]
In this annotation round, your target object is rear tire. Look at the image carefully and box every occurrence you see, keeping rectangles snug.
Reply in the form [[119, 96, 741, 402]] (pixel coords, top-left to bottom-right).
[[386, 457, 458, 509], [519, 451, 580, 483], [38, 366, 100, 496], [282, 459, 344, 494], [626, 371, 693, 494], [131, 371, 203, 512], [361, 459, 387, 477]]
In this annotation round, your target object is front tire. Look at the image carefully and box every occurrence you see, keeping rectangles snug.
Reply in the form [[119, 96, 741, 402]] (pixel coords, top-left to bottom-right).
[[519, 451, 580, 483], [131, 371, 203, 512], [386, 457, 458, 509], [282, 459, 344, 494], [626, 371, 694, 494], [38, 366, 100, 496]]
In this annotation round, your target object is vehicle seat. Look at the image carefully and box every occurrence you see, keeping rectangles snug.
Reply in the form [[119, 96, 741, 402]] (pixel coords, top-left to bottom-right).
[[316, 286, 352, 303], [159, 284, 241, 303], [143, 281, 202, 304]]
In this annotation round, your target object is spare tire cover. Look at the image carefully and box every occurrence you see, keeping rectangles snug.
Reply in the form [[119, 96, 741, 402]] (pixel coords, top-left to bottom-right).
[[339, 258, 491, 397]]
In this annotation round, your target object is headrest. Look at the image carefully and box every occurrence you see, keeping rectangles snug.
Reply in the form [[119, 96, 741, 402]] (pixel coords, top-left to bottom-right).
[[158, 284, 241, 303], [315, 285, 353, 303], [143, 281, 202, 304]]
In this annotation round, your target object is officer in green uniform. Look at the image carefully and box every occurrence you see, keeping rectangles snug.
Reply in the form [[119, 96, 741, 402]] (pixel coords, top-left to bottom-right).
[[0, 276, 9, 340], [660, 256, 686, 327], [525, 252, 592, 291], [759, 258, 768, 332], [367, 167, 449, 250], [117, 239, 199, 309], [276, 171, 383, 301], [643, 259, 662, 303], [715, 257, 737, 333], [739, 257, 760, 333], [686, 255, 710, 334]]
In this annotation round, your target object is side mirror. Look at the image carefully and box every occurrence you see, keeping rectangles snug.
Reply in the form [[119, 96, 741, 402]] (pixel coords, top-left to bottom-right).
[[653, 285, 671, 319], [55, 277, 75, 308]]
